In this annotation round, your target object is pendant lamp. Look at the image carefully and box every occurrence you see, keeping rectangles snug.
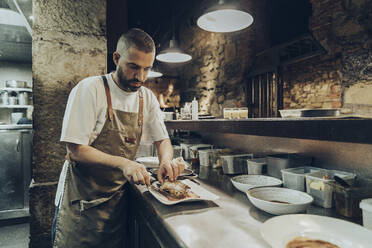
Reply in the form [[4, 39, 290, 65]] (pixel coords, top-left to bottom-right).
[[156, 3, 192, 63], [197, 0, 254, 33], [147, 69, 163, 78], [156, 39, 192, 63]]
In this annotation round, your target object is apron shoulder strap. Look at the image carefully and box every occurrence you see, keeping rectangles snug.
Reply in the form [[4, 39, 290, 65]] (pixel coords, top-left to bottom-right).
[[101, 75, 114, 121], [138, 89, 143, 126]]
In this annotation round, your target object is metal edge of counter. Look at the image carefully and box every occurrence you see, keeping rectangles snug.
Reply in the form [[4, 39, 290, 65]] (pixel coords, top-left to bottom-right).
[[128, 182, 188, 248]]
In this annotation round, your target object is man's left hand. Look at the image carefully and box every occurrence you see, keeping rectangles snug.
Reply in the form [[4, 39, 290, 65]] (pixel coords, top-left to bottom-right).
[[157, 160, 185, 184]]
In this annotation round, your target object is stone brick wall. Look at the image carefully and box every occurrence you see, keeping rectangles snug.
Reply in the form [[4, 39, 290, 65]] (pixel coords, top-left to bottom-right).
[[283, 57, 343, 109], [174, 0, 269, 117], [31, 0, 107, 247], [283, 0, 372, 115]]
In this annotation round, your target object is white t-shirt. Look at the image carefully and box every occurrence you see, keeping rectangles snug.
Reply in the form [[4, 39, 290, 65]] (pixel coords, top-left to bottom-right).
[[60, 73, 169, 145], [55, 74, 168, 206]]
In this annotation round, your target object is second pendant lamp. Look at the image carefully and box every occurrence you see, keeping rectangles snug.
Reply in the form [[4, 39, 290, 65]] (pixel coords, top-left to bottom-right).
[[156, 3, 192, 63], [197, 0, 254, 33]]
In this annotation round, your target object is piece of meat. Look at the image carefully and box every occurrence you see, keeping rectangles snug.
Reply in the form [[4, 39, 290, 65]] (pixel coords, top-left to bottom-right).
[[160, 180, 190, 199]]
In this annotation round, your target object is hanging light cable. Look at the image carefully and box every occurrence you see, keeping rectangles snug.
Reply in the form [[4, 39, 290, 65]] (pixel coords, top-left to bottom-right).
[[156, 2, 192, 63], [197, 0, 254, 33]]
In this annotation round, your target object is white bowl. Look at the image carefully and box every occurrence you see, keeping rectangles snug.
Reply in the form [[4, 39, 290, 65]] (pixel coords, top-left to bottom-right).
[[136, 156, 159, 168], [246, 187, 313, 215], [231, 175, 282, 193]]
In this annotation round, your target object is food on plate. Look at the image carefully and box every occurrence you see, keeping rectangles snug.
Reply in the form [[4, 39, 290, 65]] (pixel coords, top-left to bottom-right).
[[158, 180, 199, 200], [322, 174, 330, 180], [286, 236, 339, 248]]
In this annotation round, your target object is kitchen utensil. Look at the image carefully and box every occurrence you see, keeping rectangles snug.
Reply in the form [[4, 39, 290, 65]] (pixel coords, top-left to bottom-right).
[[246, 187, 313, 215], [18, 92, 28, 105], [6, 80, 27, 88], [279, 108, 340, 118], [148, 179, 219, 205], [334, 175, 350, 188], [260, 214, 372, 248], [281, 166, 324, 191], [231, 175, 282, 193], [305, 169, 356, 208], [333, 183, 372, 218], [246, 158, 267, 175], [8, 96, 18, 105], [1, 91, 8, 105], [360, 198, 372, 230], [220, 154, 253, 174], [266, 153, 312, 179]]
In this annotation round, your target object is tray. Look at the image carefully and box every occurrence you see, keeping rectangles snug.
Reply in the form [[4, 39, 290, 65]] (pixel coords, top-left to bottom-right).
[[279, 108, 340, 118], [148, 179, 219, 205]]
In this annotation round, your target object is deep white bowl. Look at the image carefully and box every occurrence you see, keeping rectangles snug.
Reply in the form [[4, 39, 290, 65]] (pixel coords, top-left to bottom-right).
[[246, 187, 313, 215], [231, 175, 282, 193]]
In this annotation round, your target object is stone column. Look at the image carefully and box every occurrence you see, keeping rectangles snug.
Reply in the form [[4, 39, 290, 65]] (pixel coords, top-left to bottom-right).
[[31, 0, 107, 247]]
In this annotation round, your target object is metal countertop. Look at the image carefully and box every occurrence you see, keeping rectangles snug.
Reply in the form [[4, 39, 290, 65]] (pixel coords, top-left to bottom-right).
[[133, 166, 361, 248]]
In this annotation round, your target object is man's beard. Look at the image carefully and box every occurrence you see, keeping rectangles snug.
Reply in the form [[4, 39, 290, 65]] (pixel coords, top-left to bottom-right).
[[117, 66, 142, 92]]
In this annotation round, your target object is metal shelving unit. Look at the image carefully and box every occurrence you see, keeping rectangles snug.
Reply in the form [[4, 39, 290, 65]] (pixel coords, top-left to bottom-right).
[[0, 87, 32, 92]]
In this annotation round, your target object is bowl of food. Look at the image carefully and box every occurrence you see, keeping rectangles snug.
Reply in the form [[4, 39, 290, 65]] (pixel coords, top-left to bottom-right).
[[231, 175, 282, 193], [246, 187, 313, 215]]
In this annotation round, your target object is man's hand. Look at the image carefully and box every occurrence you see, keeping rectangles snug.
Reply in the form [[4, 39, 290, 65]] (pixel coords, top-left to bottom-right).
[[123, 161, 151, 186], [157, 160, 185, 184]]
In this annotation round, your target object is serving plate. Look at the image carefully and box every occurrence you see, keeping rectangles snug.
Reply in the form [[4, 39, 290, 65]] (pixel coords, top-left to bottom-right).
[[260, 214, 372, 248], [136, 156, 159, 168], [231, 175, 282, 193], [150, 168, 194, 177], [246, 187, 313, 215], [148, 179, 219, 205]]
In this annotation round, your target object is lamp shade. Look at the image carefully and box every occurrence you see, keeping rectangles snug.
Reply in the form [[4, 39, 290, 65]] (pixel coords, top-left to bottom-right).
[[156, 39, 192, 63], [197, 4, 253, 33], [147, 69, 163, 78]]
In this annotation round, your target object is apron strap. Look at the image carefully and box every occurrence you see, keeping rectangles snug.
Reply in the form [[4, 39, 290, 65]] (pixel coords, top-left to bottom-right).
[[138, 89, 143, 126], [101, 75, 114, 121]]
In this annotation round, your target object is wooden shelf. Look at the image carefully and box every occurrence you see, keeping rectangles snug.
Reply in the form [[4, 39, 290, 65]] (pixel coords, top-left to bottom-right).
[[165, 117, 372, 144], [0, 87, 32, 92]]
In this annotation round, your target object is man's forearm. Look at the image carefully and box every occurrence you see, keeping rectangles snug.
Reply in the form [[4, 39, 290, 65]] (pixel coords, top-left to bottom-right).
[[66, 143, 131, 171], [155, 138, 173, 163]]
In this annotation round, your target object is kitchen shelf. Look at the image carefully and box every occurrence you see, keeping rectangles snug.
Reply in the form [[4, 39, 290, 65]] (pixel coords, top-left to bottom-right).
[[0, 105, 32, 109], [0, 87, 32, 92], [165, 117, 372, 144]]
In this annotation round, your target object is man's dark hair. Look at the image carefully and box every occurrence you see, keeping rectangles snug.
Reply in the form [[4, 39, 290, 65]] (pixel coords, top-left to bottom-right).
[[116, 28, 155, 55]]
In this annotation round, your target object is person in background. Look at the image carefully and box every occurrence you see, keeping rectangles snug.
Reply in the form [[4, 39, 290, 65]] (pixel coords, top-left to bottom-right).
[[52, 28, 184, 248], [158, 82, 180, 109]]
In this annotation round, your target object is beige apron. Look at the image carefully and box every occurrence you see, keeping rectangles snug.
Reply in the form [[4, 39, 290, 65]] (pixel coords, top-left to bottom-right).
[[53, 75, 144, 248]]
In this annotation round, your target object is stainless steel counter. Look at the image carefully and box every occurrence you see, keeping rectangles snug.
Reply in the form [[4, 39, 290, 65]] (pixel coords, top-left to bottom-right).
[[0, 124, 32, 130], [132, 166, 361, 248]]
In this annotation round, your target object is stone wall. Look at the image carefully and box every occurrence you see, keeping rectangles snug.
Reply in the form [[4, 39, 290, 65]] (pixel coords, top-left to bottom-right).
[[175, 0, 269, 117], [30, 0, 107, 247], [283, 0, 372, 115], [283, 56, 343, 109]]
